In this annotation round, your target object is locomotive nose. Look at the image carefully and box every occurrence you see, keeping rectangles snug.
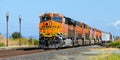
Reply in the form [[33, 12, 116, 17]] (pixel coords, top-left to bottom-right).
[[44, 21, 52, 27], [42, 21, 53, 37], [45, 23, 48, 26]]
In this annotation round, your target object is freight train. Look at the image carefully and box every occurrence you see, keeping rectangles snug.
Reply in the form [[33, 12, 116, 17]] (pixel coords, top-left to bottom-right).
[[39, 13, 113, 48]]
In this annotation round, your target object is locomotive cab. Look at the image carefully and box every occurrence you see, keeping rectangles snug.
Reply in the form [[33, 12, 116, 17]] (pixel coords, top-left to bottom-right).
[[39, 13, 63, 37]]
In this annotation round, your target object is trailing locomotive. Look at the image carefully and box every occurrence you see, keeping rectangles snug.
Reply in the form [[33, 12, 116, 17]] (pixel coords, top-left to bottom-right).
[[39, 12, 112, 48]]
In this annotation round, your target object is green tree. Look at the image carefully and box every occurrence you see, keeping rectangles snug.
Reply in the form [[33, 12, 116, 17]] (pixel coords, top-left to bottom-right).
[[12, 32, 22, 39]]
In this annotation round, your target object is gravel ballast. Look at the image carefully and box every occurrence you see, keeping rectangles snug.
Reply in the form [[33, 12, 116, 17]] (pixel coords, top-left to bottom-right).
[[0, 45, 102, 60]]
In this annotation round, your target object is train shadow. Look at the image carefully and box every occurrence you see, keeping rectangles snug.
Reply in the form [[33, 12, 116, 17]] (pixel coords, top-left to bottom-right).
[[16, 47, 42, 51], [15, 44, 103, 51]]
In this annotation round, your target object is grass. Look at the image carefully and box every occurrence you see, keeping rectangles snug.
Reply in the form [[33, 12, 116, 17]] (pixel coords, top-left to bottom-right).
[[0, 43, 5, 47], [10, 38, 39, 46], [0, 35, 39, 47], [109, 39, 120, 48], [27, 38, 39, 46], [90, 53, 120, 60]]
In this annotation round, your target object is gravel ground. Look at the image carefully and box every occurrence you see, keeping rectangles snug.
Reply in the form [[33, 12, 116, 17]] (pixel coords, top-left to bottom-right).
[[0, 45, 103, 60]]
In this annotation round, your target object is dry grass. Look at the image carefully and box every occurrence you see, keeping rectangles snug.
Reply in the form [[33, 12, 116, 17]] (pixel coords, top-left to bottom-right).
[[89, 53, 120, 60], [0, 35, 29, 47], [0, 35, 6, 45], [115, 39, 120, 42], [90, 48, 119, 51], [89, 45, 120, 60]]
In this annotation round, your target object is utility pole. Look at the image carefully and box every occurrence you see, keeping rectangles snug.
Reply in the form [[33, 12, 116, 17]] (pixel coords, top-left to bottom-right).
[[19, 15, 22, 46], [6, 12, 9, 47]]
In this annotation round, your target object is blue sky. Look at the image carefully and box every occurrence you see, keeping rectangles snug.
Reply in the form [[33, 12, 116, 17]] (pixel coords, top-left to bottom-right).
[[0, 0, 120, 38]]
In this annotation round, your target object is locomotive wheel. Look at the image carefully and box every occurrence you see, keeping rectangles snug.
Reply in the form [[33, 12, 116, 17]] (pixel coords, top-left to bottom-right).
[[62, 40, 65, 47], [89, 40, 91, 45], [55, 43, 57, 50], [99, 40, 102, 45], [54, 40, 57, 49], [72, 40, 77, 46], [94, 39, 96, 45], [78, 39, 82, 46], [82, 39, 84, 46]]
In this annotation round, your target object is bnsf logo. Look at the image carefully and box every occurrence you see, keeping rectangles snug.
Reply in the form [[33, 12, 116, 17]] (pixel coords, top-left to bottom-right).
[[41, 26, 60, 30]]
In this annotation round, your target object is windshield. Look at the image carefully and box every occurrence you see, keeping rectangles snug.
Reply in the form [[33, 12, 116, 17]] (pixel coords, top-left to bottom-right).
[[52, 16, 62, 22], [41, 16, 51, 22]]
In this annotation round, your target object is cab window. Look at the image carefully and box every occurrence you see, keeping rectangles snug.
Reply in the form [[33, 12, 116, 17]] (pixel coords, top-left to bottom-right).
[[52, 16, 62, 22], [41, 16, 51, 22]]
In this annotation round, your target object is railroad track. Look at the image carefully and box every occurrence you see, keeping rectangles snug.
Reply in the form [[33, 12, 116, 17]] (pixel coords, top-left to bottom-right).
[[0, 47, 51, 58], [0, 46, 78, 58], [0, 45, 103, 58]]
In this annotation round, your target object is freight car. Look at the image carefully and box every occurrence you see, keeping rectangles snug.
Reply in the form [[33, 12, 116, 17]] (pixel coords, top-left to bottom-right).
[[102, 32, 112, 43], [39, 13, 111, 48]]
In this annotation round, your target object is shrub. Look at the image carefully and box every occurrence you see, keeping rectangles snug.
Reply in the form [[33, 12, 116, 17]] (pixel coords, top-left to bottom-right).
[[109, 39, 120, 48], [28, 38, 39, 46], [109, 42, 119, 47], [33, 39, 39, 46], [117, 44, 120, 48], [0, 43, 5, 47]]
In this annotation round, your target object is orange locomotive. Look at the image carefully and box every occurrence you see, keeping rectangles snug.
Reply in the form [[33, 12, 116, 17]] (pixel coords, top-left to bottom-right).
[[39, 13, 102, 48]]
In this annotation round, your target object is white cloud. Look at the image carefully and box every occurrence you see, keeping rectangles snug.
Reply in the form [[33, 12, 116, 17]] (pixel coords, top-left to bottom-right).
[[112, 20, 120, 27], [107, 20, 120, 36]]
